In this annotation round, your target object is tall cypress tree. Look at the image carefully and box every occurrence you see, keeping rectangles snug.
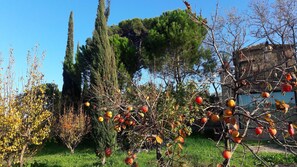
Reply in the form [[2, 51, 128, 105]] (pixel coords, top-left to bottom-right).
[[79, 38, 93, 101], [91, 0, 117, 88], [74, 43, 82, 102], [90, 0, 118, 164], [62, 11, 78, 109], [62, 11, 74, 107]]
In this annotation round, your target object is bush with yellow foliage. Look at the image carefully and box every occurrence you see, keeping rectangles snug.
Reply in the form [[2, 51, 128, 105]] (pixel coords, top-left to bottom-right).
[[0, 49, 52, 167]]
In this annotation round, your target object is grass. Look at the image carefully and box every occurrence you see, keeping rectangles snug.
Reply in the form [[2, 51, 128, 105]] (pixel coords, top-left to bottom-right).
[[24, 135, 297, 167], [25, 140, 157, 167], [25, 141, 98, 167]]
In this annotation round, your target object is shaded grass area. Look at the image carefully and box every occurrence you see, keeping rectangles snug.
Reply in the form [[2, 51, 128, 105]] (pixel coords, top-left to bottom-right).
[[25, 141, 98, 167], [25, 139, 157, 167], [25, 135, 297, 167]]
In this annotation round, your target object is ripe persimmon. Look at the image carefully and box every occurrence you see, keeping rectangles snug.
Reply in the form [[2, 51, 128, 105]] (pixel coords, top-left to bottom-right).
[[222, 150, 232, 159], [227, 99, 236, 108]]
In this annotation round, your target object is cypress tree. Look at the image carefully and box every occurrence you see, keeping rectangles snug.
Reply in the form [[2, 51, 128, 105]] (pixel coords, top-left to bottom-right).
[[62, 11, 76, 109], [79, 38, 93, 101], [74, 43, 82, 102], [91, 1, 117, 88], [90, 0, 119, 164]]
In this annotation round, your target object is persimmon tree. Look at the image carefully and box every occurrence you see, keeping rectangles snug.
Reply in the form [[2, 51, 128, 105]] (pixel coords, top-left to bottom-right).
[[0, 49, 52, 167], [123, 83, 194, 166], [183, 0, 297, 166], [94, 77, 210, 167]]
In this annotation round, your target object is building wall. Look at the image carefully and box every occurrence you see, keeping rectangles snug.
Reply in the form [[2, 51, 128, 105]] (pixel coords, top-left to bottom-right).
[[221, 44, 297, 138], [234, 44, 295, 93]]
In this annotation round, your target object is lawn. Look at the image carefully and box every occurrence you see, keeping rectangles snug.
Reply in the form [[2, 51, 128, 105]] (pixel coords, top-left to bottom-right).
[[25, 135, 297, 167]]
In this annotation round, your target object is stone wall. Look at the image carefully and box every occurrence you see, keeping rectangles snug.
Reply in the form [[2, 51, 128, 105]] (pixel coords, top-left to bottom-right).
[[234, 44, 295, 93], [221, 44, 297, 138]]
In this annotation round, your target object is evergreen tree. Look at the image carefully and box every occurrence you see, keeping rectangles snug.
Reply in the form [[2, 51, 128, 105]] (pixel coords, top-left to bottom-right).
[[74, 43, 82, 102], [79, 38, 93, 99], [143, 9, 215, 87], [90, 0, 119, 164], [109, 34, 136, 89], [62, 11, 75, 108], [109, 18, 149, 79], [91, 0, 117, 88], [62, 11, 81, 109]]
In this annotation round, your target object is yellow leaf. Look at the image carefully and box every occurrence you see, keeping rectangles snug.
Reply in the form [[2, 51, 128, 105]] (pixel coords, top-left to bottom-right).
[[264, 117, 273, 123], [282, 104, 289, 114], [175, 136, 185, 143], [178, 143, 183, 150], [264, 117, 275, 127], [155, 135, 163, 144]]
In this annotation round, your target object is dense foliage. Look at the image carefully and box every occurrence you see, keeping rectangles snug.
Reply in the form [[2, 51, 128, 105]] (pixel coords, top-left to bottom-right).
[[88, 0, 119, 165], [143, 9, 215, 85], [0, 51, 52, 167], [62, 11, 81, 109]]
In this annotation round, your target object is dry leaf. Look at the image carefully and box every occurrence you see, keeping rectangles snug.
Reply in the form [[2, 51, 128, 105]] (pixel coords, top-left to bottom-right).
[[155, 135, 163, 144], [179, 129, 187, 138], [178, 143, 183, 150], [275, 100, 289, 113]]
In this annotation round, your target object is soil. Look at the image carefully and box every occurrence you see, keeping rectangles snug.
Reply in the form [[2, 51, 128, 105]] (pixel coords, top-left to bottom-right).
[[249, 144, 287, 154]]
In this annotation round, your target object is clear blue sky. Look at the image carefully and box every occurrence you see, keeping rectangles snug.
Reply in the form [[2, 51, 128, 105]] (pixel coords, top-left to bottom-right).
[[0, 0, 249, 90]]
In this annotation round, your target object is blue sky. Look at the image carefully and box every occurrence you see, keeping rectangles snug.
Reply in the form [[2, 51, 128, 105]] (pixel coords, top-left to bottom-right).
[[0, 0, 249, 90]]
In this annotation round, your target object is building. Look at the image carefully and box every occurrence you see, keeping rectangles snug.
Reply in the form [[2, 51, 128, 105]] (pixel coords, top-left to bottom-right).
[[222, 43, 295, 99], [222, 43, 296, 139]]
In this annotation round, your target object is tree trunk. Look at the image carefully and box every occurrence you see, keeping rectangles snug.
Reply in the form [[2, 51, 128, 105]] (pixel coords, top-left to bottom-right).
[[176, 55, 182, 85], [223, 126, 230, 167], [66, 144, 75, 154], [156, 144, 164, 167], [101, 156, 106, 165], [7, 155, 12, 167], [19, 144, 28, 167], [70, 148, 75, 154]]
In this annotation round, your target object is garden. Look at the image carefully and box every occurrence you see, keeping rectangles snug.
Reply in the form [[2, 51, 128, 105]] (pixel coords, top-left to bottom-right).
[[1, 0, 297, 167]]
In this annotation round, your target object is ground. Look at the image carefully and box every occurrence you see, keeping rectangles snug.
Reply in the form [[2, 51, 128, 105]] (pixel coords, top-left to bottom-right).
[[250, 144, 287, 154]]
